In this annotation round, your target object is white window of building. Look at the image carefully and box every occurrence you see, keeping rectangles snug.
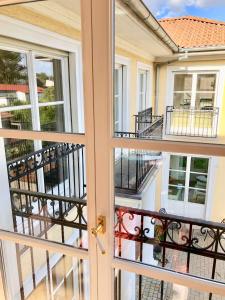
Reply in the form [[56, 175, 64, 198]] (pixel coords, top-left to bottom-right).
[[138, 68, 150, 112], [114, 63, 128, 132], [168, 155, 209, 218], [0, 47, 70, 159], [173, 72, 217, 109]]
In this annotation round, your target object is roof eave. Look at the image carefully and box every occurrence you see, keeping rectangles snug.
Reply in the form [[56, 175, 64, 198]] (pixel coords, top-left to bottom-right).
[[120, 0, 179, 53], [179, 45, 225, 53]]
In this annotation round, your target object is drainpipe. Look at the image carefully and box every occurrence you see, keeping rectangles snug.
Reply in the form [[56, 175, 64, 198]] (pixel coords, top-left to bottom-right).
[[153, 52, 186, 116], [120, 0, 178, 53], [154, 64, 160, 115]]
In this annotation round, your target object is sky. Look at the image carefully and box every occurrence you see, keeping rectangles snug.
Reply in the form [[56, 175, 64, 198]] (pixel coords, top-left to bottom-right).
[[143, 0, 225, 21]]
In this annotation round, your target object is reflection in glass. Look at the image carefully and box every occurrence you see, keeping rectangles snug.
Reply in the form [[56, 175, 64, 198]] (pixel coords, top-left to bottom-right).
[[189, 173, 207, 189], [0, 240, 89, 300], [0, 49, 30, 107], [169, 170, 185, 186], [4, 138, 34, 162], [173, 92, 191, 108], [168, 185, 185, 201], [35, 56, 63, 103], [197, 74, 216, 91], [174, 74, 192, 91], [188, 188, 206, 204], [39, 104, 65, 132], [0, 109, 32, 130], [190, 157, 209, 173], [196, 93, 215, 110], [170, 155, 187, 171]]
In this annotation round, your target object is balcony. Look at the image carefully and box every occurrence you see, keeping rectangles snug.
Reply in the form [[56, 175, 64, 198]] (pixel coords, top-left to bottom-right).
[[114, 148, 161, 195], [3, 142, 225, 299], [115, 206, 225, 300], [134, 108, 164, 139], [165, 106, 219, 138], [130, 107, 220, 140]]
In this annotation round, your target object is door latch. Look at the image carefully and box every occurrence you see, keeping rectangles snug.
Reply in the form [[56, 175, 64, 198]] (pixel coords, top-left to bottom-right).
[[91, 216, 106, 254]]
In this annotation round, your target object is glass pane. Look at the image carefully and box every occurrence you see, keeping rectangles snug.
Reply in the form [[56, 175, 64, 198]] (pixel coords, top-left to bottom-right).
[[196, 93, 215, 110], [0, 109, 32, 130], [4, 138, 34, 161], [35, 56, 63, 103], [173, 93, 191, 108], [0, 138, 87, 249], [113, 1, 225, 144], [114, 69, 119, 95], [169, 171, 185, 186], [139, 73, 144, 93], [0, 240, 89, 300], [115, 269, 225, 300], [0, 49, 30, 107], [114, 148, 225, 283], [170, 155, 187, 171], [190, 157, 209, 173], [168, 185, 185, 201], [0, 0, 84, 134], [174, 74, 192, 91], [188, 188, 206, 204], [189, 173, 207, 189], [39, 104, 65, 132], [197, 74, 216, 91]]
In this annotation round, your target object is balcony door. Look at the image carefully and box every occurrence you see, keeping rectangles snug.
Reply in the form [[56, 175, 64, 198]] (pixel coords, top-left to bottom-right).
[[165, 154, 210, 219], [167, 71, 219, 137]]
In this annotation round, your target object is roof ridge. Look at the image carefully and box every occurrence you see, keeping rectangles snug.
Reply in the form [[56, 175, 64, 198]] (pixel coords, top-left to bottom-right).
[[159, 15, 225, 26]]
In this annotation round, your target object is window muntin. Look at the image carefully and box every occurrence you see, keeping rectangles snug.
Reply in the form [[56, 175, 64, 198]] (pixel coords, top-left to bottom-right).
[[0, 48, 73, 135], [169, 155, 209, 205], [172, 72, 217, 110], [0, 48, 68, 161]]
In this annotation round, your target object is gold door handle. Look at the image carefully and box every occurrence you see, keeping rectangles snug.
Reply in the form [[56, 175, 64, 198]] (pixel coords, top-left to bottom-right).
[[91, 216, 106, 254]]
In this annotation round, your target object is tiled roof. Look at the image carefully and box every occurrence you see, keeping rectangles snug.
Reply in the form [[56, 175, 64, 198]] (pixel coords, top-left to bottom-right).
[[159, 16, 225, 48], [0, 84, 44, 93]]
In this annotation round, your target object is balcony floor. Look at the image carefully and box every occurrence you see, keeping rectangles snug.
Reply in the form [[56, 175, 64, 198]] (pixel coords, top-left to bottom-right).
[[138, 237, 225, 299]]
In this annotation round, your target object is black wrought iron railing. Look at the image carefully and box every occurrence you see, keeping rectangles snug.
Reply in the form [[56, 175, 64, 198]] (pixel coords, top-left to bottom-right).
[[10, 188, 87, 243], [115, 206, 225, 300], [134, 107, 153, 133], [134, 108, 163, 139], [114, 147, 160, 194], [7, 142, 86, 199], [7, 143, 87, 300], [165, 106, 219, 138]]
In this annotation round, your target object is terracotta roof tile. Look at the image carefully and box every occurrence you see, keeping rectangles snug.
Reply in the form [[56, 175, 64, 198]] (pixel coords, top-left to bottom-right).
[[0, 84, 44, 93], [159, 16, 225, 48]]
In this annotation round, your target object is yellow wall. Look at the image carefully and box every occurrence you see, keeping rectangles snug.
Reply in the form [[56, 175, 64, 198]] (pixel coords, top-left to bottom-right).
[[209, 157, 225, 222], [156, 60, 225, 222], [116, 47, 154, 131]]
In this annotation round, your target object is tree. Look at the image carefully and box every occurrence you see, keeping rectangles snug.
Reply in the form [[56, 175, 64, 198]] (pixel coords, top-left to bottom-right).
[[36, 72, 48, 87], [0, 50, 27, 84]]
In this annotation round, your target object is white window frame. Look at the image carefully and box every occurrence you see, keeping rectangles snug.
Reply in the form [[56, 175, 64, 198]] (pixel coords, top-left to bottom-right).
[[166, 66, 225, 110], [167, 154, 211, 218], [0, 2, 224, 300], [114, 55, 130, 131], [136, 62, 152, 113]]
